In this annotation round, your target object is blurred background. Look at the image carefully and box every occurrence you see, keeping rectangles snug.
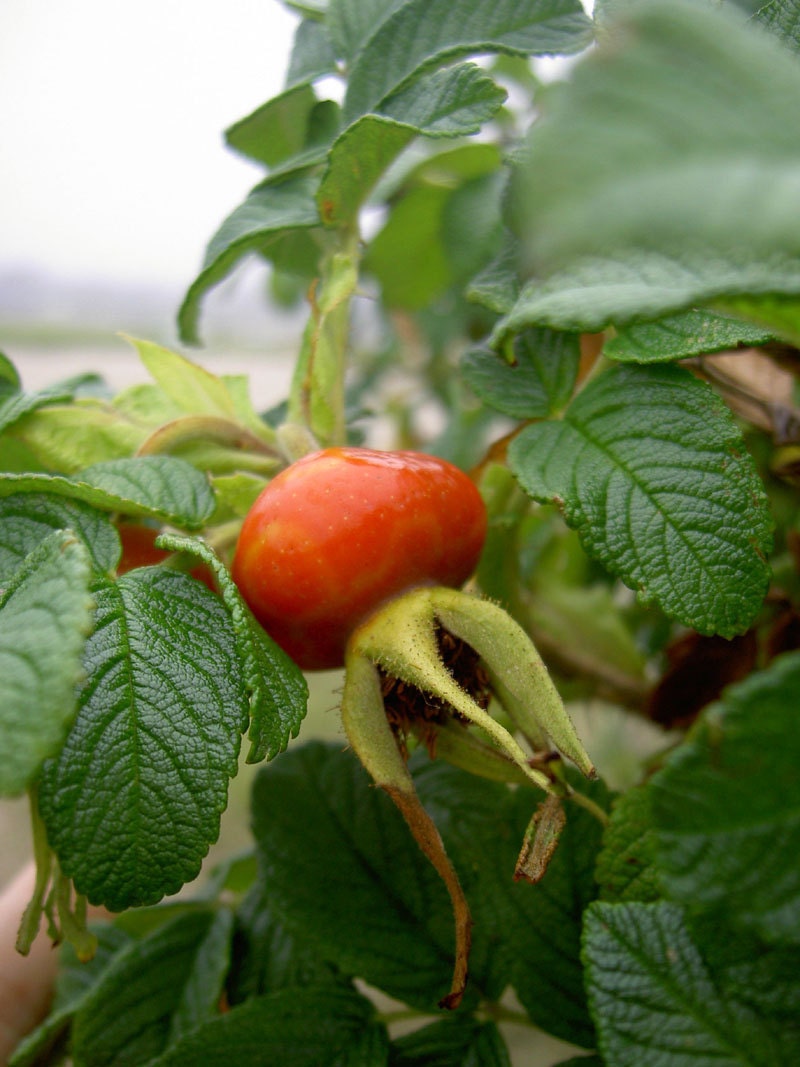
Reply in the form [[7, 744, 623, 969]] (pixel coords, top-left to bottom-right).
[[0, 0, 307, 398]]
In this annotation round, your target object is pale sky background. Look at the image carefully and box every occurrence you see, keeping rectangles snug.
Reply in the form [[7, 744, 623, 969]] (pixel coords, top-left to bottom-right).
[[0, 1, 594, 300], [0, 0, 300, 289]]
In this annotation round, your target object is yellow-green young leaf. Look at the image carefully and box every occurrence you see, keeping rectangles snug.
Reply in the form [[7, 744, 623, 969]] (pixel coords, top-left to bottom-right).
[[113, 382, 185, 427], [125, 337, 237, 420], [509, 363, 772, 637], [209, 472, 268, 521], [0, 531, 94, 797], [8, 400, 147, 472]]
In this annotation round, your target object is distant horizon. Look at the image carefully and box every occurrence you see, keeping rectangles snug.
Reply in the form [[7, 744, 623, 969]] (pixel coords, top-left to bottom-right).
[[0, 256, 309, 352]]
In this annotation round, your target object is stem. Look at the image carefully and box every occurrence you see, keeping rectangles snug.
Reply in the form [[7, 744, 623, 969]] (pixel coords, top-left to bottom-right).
[[287, 225, 361, 446], [567, 787, 610, 827], [480, 1003, 537, 1029], [15, 786, 52, 954]]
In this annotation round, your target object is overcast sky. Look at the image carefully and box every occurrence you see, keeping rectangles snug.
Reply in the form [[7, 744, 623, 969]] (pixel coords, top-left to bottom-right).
[[1, 0, 299, 289]]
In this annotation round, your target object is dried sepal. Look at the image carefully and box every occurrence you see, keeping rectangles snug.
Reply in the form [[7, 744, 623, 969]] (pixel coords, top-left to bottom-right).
[[340, 648, 472, 1010]]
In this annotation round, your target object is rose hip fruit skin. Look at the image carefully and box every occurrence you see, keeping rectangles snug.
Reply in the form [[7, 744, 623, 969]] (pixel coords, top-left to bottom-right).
[[116, 523, 216, 592], [231, 447, 487, 670]]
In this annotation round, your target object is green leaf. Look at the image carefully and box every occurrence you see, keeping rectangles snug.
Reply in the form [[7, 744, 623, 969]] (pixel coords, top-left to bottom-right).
[[318, 117, 415, 226], [343, 0, 593, 123], [169, 909, 234, 1043], [511, 2, 800, 323], [756, 0, 800, 53], [381, 62, 507, 135], [38, 569, 249, 909], [114, 382, 183, 428], [0, 381, 74, 435], [462, 328, 580, 418], [8, 398, 148, 472], [389, 1016, 511, 1066], [328, 0, 405, 61], [584, 900, 793, 1067], [689, 913, 800, 1039], [508, 362, 773, 636], [145, 985, 388, 1067], [156, 532, 308, 763], [0, 349, 20, 388], [225, 83, 319, 167], [715, 290, 800, 346], [250, 741, 462, 1010], [229, 882, 341, 1004], [466, 234, 519, 315], [650, 651, 800, 944], [71, 909, 233, 1066], [8, 924, 133, 1067], [285, 0, 328, 18], [0, 531, 94, 797], [0, 492, 120, 580], [604, 308, 774, 363], [319, 67, 505, 228], [366, 184, 453, 307], [490, 247, 800, 338], [366, 149, 502, 309], [0, 456, 215, 531], [286, 18, 339, 85], [413, 759, 609, 1047], [595, 786, 661, 904], [178, 172, 322, 344], [208, 472, 265, 521]]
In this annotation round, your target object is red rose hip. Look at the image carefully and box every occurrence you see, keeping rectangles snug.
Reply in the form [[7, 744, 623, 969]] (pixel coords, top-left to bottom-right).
[[231, 447, 487, 670]]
